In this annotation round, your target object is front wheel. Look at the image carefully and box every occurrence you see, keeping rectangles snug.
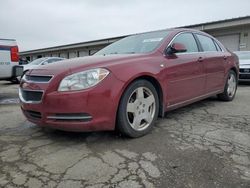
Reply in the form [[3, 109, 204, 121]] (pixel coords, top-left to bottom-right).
[[117, 80, 159, 138], [217, 70, 237, 101]]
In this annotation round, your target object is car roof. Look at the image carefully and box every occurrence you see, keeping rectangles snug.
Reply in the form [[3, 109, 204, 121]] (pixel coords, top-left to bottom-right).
[[132, 28, 212, 39]]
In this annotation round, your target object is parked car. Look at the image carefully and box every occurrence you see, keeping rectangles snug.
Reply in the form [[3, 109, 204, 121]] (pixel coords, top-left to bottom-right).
[[234, 51, 250, 82], [19, 28, 239, 137], [19, 57, 29, 65], [0, 38, 23, 83], [22, 57, 65, 73]]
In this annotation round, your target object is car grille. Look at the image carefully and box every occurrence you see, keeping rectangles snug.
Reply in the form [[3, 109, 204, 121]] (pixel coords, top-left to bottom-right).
[[239, 74, 250, 79], [24, 110, 42, 119], [240, 68, 250, 73], [23, 75, 53, 83], [19, 89, 43, 103]]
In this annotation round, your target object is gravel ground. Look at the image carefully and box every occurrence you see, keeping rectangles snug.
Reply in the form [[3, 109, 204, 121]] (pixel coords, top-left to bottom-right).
[[0, 81, 249, 188]]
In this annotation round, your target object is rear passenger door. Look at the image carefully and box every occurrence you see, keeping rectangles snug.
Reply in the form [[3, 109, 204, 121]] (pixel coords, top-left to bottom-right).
[[195, 34, 226, 93]]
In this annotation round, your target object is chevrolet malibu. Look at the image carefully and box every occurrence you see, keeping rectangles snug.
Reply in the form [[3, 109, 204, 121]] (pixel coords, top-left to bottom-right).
[[19, 29, 239, 137]]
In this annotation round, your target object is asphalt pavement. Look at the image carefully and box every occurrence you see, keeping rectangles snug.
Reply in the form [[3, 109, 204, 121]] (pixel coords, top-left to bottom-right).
[[0, 81, 249, 188]]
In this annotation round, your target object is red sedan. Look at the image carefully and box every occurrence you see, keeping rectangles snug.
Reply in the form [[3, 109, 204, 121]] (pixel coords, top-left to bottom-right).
[[19, 29, 239, 137]]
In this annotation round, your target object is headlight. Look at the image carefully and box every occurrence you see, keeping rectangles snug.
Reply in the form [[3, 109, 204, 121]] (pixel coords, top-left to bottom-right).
[[58, 68, 109, 91]]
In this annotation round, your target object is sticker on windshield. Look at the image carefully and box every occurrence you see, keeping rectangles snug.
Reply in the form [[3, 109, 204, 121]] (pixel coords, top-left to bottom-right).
[[143, 38, 163, 43]]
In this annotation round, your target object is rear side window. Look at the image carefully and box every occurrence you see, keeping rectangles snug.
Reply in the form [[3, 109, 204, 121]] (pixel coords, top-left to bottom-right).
[[172, 33, 198, 53], [196, 34, 217, 52]]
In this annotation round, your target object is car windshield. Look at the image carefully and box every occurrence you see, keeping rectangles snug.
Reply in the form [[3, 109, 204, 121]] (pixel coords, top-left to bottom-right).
[[235, 52, 250, 60], [28, 58, 47, 65], [95, 30, 169, 56]]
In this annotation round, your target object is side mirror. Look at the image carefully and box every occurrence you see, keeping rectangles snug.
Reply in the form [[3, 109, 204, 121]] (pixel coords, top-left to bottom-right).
[[165, 42, 187, 55], [42, 61, 48, 65]]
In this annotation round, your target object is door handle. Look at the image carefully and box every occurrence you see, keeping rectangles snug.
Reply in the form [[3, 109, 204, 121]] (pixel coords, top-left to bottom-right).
[[223, 56, 227, 60], [198, 57, 203, 62]]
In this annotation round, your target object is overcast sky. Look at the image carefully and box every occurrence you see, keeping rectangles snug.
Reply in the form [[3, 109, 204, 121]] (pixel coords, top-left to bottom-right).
[[0, 0, 249, 51]]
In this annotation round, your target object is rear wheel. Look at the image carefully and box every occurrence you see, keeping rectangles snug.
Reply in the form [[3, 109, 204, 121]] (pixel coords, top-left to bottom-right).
[[217, 70, 237, 101], [117, 80, 159, 138]]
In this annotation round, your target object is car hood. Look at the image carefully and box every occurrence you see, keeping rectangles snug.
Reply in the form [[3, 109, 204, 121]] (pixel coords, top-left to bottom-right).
[[23, 64, 39, 71], [239, 59, 250, 68], [239, 59, 250, 65], [29, 54, 152, 75]]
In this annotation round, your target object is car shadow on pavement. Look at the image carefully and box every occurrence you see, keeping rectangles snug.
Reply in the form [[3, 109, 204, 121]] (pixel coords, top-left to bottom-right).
[[36, 94, 222, 142], [30, 85, 247, 143], [2, 82, 19, 86], [39, 127, 125, 143], [238, 82, 250, 87]]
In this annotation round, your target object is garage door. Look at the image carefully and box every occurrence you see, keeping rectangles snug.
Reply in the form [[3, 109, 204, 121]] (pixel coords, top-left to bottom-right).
[[215, 34, 240, 51], [69, 51, 77, 59], [60, 53, 68, 59], [79, 50, 88, 57]]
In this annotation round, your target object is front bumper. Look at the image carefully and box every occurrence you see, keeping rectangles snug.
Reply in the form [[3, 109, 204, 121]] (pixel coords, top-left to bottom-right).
[[19, 73, 124, 132]]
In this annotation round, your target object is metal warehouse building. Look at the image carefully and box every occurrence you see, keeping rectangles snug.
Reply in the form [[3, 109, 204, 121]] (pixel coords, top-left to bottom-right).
[[20, 16, 250, 61]]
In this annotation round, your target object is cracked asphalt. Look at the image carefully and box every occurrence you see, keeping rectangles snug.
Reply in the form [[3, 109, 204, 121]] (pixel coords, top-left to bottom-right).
[[0, 81, 250, 188]]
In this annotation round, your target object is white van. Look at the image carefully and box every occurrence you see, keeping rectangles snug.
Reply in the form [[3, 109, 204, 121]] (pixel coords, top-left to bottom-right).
[[0, 39, 23, 83]]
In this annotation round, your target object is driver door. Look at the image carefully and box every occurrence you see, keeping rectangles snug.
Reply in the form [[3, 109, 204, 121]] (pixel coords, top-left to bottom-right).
[[163, 32, 206, 108]]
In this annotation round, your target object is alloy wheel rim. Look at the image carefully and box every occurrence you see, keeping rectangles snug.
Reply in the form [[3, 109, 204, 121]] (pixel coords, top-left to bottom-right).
[[227, 73, 236, 97], [126, 87, 156, 131]]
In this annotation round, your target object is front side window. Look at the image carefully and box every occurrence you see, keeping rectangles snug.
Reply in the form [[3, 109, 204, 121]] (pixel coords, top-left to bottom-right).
[[214, 40, 222, 51], [172, 33, 198, 53], [47, 59, 56, 64], [196, 34, 217, 52], [95, 31, 169, 55]]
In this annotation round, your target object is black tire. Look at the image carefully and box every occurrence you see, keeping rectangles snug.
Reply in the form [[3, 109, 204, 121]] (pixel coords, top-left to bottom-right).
[[217, 70, 237, 101], [10, 77, 20, 84], [117, 79, 159, 138]]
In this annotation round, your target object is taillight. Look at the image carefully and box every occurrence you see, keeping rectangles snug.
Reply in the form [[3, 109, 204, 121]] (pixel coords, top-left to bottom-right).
[[11, 46, 19, 62]]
